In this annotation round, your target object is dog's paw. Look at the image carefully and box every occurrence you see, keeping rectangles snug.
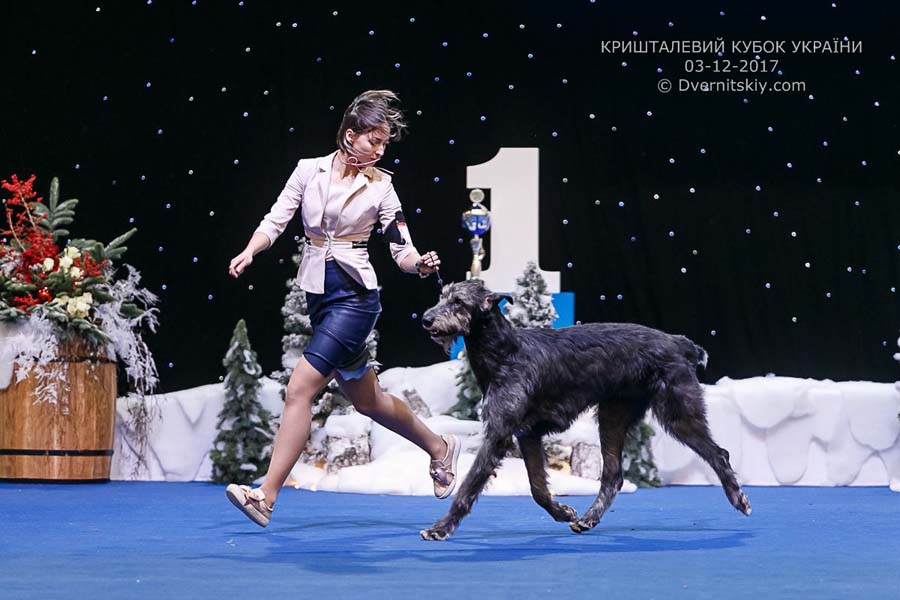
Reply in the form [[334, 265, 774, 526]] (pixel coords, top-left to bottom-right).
[[552, 503, 578, 523], [725, 487, 752, 516], [569, 518, 595, 534], [420, 526, 453, 541], [735, 492, 752, 516]]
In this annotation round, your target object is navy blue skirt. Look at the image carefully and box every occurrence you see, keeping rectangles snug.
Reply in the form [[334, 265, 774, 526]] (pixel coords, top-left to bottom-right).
[[303, 260, 381, 380]]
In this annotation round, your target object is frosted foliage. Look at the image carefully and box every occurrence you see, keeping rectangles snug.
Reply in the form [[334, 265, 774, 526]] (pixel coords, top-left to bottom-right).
[[0, 315, 64, 403], [0, 250, 17, 279], [282, 294, 312, 337], [281, 292, 312, 350], [281, 244, 313, 342], [93, 264, 160, 395]]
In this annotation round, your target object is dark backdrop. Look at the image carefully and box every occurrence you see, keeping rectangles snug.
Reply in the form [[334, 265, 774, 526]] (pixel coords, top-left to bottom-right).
[[4, 1, 899, 392]]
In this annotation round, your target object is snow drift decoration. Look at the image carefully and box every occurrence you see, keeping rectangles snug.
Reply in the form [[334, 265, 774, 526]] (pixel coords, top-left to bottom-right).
[[108, 363, 900, 495]]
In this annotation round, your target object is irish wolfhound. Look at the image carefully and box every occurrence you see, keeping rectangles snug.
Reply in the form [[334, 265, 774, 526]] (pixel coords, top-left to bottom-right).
[[418, 279, 750, 541]]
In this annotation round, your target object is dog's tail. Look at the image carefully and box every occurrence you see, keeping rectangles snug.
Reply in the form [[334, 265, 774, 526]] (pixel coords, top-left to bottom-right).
[[675, 335, 708, 370]]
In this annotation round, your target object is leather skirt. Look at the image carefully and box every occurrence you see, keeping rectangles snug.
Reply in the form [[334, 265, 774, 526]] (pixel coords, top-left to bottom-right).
[[303, 260, 381, 380]]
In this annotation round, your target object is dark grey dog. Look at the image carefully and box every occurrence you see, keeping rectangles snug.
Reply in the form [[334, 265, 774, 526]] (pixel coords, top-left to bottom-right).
[[419, 279, 751, 541]]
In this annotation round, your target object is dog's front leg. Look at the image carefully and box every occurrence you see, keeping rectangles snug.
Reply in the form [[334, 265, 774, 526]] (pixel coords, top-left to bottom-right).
[[420, 432, 511, 541], [517, 434, 578, 523]]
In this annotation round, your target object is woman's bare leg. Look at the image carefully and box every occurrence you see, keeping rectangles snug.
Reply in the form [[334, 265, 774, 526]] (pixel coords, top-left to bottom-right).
[[259, 357, 332, 504], [336, 369, 447, 460]]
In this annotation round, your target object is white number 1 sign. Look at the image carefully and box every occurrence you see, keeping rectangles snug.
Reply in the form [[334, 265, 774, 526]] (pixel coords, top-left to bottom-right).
[[466, 147, 561, 294]]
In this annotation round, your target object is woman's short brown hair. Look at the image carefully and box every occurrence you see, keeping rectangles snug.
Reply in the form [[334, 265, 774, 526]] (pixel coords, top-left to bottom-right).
[[336, 90, 409, 152]]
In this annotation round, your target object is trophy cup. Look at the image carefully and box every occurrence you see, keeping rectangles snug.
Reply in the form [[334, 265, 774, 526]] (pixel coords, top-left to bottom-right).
[[462, 188, 491, 280]]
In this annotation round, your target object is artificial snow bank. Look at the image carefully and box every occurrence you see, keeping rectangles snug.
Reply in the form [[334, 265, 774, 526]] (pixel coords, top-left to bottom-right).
[[110, 361, 900, 494]]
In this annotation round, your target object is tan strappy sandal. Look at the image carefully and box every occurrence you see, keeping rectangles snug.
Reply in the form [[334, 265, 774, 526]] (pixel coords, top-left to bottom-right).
[[225, 484, 275, 527], [430, 434, 461, 499]]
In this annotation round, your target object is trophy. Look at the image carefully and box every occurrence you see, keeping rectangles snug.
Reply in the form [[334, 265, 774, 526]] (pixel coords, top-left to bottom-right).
[[462, 188, 491, 280]]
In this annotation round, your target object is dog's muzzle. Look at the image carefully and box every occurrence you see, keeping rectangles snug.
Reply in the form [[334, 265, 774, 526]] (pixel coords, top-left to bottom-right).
[[423, 324, 457, 355]]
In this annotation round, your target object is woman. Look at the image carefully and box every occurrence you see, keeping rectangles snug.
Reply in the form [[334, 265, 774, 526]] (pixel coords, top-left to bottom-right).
[[225, 90, 460, 527]]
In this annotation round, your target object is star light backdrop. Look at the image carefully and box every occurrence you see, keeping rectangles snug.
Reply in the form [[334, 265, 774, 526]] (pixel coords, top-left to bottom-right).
[[3, 1, 898, 393]]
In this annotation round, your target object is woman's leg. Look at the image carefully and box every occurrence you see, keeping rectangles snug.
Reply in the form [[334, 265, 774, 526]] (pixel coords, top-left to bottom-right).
[[260, 357, 332, 504], [336, 369, 447, 460]]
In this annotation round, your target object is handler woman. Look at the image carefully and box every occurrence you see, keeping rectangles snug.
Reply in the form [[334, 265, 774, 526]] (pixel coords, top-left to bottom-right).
[[225, 90, 460, 527]]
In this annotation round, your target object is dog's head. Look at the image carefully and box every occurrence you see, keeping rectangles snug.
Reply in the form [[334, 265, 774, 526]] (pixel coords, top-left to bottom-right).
[[421, 280, 512, 354]]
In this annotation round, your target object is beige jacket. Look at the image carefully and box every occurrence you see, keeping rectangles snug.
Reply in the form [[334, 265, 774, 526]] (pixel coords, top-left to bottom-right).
[[255, 150, 420, 293]]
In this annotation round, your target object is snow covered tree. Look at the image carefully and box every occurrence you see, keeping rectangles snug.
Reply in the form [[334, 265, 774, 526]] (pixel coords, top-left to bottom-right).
[[210, 319, 275, 484], [270, 242, 314, 393], [623, 422, 662, 487], [449, 349, 482, 420], [507, 261, 558, 329]]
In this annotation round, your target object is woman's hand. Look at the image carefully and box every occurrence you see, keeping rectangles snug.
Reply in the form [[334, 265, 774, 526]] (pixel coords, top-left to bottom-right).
[[415, 250, 441, 277], [228, 250, 254, 278]]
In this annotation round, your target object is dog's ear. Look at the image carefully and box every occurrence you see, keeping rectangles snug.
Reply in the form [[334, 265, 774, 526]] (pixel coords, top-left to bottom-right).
[[480, 293, 514, 312]]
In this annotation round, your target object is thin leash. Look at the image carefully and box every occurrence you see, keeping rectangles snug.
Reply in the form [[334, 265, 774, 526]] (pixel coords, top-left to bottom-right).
[[420, 253, 443, 294]]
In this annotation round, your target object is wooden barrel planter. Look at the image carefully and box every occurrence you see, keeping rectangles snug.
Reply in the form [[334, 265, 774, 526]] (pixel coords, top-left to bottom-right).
[[0, 337, 117, 482]]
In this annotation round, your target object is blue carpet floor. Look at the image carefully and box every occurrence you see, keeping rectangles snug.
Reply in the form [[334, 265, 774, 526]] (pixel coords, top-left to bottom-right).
[[0, 483, 897, 599]]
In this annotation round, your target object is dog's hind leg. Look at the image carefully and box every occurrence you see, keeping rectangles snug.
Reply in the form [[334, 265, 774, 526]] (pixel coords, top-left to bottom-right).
[[420, 429, 513, 541], [517, 434, 577, 523], [653, 377, 751, 516], [570, 405, 631, 533]]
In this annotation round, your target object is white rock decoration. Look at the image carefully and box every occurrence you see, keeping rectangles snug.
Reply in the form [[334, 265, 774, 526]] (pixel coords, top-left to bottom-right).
[[571, 442, 602, 480]]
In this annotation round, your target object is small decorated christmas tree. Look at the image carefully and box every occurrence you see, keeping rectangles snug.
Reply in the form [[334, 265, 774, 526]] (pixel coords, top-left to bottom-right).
[[210, 319, 275, 484]]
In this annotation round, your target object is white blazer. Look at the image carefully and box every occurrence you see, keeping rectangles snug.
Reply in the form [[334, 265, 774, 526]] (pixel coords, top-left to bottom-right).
[[255, 150, 420, 293]]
